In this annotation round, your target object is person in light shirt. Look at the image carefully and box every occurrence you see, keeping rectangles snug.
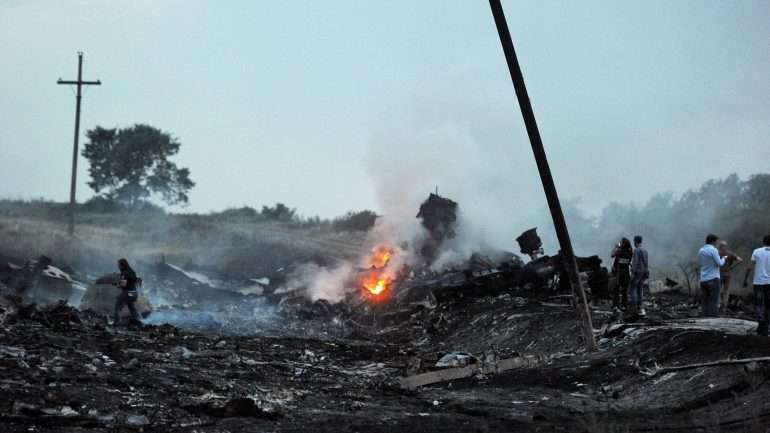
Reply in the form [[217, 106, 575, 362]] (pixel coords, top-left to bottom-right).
[[697, 234, 726, 317], [743, 235, 770, 336]]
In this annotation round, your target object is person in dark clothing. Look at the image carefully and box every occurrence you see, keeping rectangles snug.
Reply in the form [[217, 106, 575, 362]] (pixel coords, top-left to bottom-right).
[[114, 258, 140, 324], [611, 238, 633, 310]]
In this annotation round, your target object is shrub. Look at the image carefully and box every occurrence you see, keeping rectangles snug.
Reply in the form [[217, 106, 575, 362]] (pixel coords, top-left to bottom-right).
[[332, 210, 378, 232], [213, 206, 260, 220], [261, 203, 296, 222]]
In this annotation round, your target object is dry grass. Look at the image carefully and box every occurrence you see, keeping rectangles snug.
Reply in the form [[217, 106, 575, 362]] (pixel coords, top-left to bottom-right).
[[0, 210, 366, 278]]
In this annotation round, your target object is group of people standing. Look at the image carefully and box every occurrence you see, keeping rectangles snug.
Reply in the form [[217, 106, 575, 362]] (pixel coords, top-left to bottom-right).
[[611, 235, 649, 315], [699, 234, 770, 334], [609, 232, 770, 332]]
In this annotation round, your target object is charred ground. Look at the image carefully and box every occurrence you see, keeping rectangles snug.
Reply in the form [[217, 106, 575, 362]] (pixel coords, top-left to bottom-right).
[[2, 287, 770, 432], [1, 200, 770, 432]]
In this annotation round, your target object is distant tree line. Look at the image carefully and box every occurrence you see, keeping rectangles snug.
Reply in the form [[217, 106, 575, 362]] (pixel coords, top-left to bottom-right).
[[0, 197, 381, 234], [331, 210, 378, 232], [210, 205, 378, 232], [562, 173, 770, 277]]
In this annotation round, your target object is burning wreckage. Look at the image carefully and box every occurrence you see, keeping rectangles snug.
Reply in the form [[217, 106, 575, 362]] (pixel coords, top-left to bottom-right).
[[348, 194, 608, 313], [0, 192, 611, 339], [261, 193, 608, 332], [2, 194, 770, 432], [0, 194, 607, 331]]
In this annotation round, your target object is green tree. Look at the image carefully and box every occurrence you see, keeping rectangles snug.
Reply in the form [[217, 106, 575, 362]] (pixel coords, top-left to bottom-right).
[[82, 124, 194, 209], [332, 210, 379, 232], [261, 203, 296, 221]]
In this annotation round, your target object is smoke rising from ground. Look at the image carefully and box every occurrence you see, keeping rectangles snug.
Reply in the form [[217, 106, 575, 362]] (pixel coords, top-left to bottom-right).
[[365, 116, 545, 266], [363, 106, 770, 283], [281, 116, 541, 303], [280, 218, 417, 303], [257, 118, 525, 303], [283, 262, 355, 303]]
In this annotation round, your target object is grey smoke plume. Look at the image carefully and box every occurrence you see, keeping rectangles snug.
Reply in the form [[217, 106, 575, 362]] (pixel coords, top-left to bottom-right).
[[365, 119, 543, 267], [283, 261, 355, 303], [286, 104, 584, 302], [280, 217, 417, 303]]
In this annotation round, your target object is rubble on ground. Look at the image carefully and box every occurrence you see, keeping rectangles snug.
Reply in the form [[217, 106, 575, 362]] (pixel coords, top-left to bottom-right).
[[1, 193, 768, 431], [1, 287, 770, 432], [0, 255, 87, 306]]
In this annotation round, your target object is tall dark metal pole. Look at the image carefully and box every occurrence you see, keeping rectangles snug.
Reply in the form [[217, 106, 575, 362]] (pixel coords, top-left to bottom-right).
[[488, 0, 597, 351], [58, 52, 101, 236]]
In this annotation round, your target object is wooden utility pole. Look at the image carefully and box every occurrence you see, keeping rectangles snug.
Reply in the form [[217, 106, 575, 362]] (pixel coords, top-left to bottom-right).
[[488, 0, 597, 351], [57, 52, 101, 236]]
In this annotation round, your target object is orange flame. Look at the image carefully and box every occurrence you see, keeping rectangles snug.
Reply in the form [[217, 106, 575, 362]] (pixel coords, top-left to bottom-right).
[[362, 274, 391, 296], [368, 246, 392, 269], [361, 246, 395, 297]]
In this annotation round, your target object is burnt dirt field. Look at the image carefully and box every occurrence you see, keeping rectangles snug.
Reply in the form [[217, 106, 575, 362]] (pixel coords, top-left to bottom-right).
[[2, 289, 770, 433]]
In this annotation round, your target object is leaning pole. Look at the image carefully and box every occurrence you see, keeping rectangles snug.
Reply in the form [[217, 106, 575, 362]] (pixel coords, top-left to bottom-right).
[[488, 0, 597, 351]]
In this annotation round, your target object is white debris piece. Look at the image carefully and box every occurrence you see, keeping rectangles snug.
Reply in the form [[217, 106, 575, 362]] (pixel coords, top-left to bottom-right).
[[435, 352, 476, 368], [166, 264, 217, 287]]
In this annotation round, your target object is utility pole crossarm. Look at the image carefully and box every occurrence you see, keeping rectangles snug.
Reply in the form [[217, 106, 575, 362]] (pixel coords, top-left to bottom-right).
[[57, 79, 101, 85]]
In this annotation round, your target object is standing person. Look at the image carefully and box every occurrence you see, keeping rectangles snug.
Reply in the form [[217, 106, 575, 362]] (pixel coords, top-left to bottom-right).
[[743, 235, 770, 335], [718, 240, 743, 313], [611, 238, 633, 310], [630, 235, 649, 316], [698, 234, 726, 317], [114, 258, 140, 325]]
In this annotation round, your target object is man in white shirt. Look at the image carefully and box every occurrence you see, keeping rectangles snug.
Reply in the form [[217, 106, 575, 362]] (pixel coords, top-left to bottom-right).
[[743, 235, 770, 335], [697, 234, 726, 318]]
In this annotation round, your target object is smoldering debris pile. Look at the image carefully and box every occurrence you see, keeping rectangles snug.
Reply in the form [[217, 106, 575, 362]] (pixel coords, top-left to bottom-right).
[[0, 255, 86, 307], [0, 293, 395, 431], [1, 276, 770, 429], [4, 193, 770, 431], [0, 193, 611, 337], [262, 193, 610, 329], [3, 282, 770, 432]]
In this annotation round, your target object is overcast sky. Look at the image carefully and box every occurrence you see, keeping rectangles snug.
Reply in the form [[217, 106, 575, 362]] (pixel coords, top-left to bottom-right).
[[1, 0, 768, 220]]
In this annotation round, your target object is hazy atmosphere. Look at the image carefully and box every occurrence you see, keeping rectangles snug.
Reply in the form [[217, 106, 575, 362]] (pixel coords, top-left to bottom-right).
[[2, 1, 768, 220], [3, 2, 770, 431]]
